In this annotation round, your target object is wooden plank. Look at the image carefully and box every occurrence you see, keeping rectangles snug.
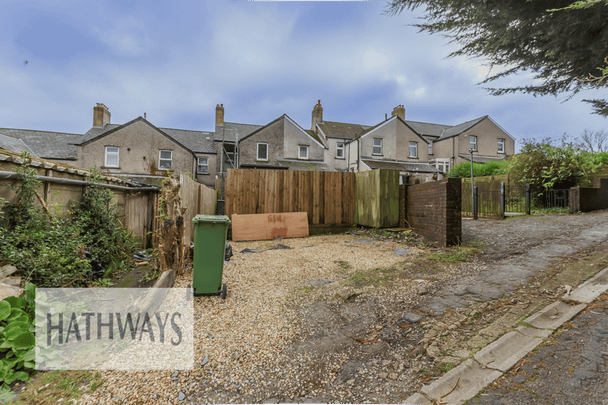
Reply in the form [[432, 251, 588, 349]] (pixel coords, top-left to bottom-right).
[[231, 212, 309, 241]]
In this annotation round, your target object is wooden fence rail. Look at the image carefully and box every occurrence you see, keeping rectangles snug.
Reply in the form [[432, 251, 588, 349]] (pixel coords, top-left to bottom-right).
[[225, 169, 356, 228]]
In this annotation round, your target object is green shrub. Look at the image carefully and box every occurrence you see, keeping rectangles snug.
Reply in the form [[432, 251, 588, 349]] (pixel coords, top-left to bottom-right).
[[447, 160, 508, 178]]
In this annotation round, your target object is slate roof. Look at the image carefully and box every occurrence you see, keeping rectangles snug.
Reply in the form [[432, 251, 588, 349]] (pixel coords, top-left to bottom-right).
[[277, 159, 336, 171], [439, 116, 487, 139], [81, 118, 217, 154], [404, 120, 451, 137], [159, 128, 215, 154], [458, 153, 506, 163], [214, 122, 263, 143], [0, 133, 39, 157], [0, 128, 82, 160], [316, 121, 370, 140], [362, 159, 439, 173]]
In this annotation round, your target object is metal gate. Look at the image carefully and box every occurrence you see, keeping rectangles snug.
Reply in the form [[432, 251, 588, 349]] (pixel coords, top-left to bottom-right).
[[545, 189, 569, 208]]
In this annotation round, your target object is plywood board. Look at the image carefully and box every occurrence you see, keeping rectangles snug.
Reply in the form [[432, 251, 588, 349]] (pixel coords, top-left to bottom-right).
[[231, 212, 309, 242]]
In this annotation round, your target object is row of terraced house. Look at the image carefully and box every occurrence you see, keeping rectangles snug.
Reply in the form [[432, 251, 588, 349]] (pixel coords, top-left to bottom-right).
[[0, 101, 515, 187]]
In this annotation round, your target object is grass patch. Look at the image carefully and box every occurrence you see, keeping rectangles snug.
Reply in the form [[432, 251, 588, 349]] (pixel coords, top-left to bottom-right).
[[346, 267, 397, 288], [532, 207, 569, 215], [10, 370, 105, 404], [425, 245, 479, 263]]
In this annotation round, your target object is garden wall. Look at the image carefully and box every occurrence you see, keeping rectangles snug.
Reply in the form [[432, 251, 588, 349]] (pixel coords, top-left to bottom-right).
[[405, 177, 462, 246], [0, 152, 158, 248]]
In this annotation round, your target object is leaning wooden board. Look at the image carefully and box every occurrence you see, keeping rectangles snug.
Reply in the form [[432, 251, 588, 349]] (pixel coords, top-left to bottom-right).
[[231, 212, 309, 242]]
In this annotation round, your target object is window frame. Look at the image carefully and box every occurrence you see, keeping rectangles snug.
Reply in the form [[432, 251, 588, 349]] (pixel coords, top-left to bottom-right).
[[498, 138, 505, 154], [159, 150, 173, 170], [257, 142, 269, 161], [409, 141, 418, 158], [298, 145, 309, 160], [469, 135, 477, 151], [104, 146, 119, 168], [336, 142, 345, 159], [428, 139, 433, 155], [197, 156, 209, 174], [372, 138, 383, 155]]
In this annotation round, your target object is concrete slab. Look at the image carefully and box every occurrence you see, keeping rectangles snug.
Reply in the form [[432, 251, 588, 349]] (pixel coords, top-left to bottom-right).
[[525, 300, 586, 331], [420, 359, 502, 404], [474, 330, 544, 372], [565, 267, 608, 303], [515, 325, 553, 339], [403, 392, 432, 405]]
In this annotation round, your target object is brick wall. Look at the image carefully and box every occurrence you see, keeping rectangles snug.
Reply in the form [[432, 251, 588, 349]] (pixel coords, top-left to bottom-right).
[[405, 177, 461, 246], [570, 178, 608, 213]]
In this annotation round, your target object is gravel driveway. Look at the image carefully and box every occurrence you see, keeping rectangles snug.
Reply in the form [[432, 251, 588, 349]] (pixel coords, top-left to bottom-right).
[[79, 210, 608, 404]]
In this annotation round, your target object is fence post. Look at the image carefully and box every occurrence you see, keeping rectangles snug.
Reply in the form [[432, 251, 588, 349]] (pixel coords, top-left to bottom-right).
[[500, 182, 506, 219], [524, 183, 531, 215], [473, 186, 479, 220]]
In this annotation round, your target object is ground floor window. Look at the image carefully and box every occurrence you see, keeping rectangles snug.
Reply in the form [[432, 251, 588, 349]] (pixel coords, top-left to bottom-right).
[[197, 157, 209, 174]]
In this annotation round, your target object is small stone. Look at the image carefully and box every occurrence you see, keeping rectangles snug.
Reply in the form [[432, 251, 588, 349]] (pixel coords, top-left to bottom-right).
[[402, 313, 423, 323], [171, 371, 179, 378], [394, 248, 409, 256], [418, 287, 429, 295], [346, 379, 355, 385], [388, 373, 398, 380], [207, 333, 214, 339], [178, 391, 185, 401], [426, 344, 441, 359], [381, 360, 391, 367], [201, 357, 210, 367], [378, 372, 388, 379], [0, 265, 18, 278]]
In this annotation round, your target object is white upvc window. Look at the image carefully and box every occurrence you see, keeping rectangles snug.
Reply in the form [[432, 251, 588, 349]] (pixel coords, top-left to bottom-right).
[[428, 139, 433, 155], [298, 145, 309, 159], [436, 158, 450, 173], [336, 142, 345, 159], [197, 157, 209, 174], [498, 138, 505, 153], [257, 142, 268, 161], [409, 141, 418, 158], [372, 138, 382, 155], [104, 146, 119, 168], [159, 150, 172, 170], [469, 135, 477, 151]]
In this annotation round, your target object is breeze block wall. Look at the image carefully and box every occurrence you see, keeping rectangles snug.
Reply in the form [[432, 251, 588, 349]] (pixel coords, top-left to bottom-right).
[[406, 177, 461, 246]]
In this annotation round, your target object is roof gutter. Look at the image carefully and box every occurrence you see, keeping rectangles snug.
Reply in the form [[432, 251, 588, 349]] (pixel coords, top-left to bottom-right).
[[0, 171, 160, 192]]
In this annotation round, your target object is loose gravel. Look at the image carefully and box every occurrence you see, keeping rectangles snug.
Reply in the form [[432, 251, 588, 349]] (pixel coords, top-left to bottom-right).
[[79, 232, 428, 404]]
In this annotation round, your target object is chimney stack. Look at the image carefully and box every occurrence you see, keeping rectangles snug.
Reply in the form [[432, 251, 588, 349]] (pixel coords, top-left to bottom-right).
[[93, 103, 111, 127], [215, 104, 224, 126], [311, 100, 323, 132], [391, 104, 405, 120]]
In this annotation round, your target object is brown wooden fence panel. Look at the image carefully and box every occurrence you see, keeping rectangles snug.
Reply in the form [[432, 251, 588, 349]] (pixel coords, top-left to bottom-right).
[[179, 174, 219, 247], [355, 169, 399, 228], [225, 168, 355, 226]]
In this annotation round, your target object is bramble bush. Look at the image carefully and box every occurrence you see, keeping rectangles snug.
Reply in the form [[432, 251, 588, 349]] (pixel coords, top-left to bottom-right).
[[0, 153, 135, 287]]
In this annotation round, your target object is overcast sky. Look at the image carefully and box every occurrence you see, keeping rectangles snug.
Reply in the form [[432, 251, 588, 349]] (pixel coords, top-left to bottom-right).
[[1, 0, 606, 149]]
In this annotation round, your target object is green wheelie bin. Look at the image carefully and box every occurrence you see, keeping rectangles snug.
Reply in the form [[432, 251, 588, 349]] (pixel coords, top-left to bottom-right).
[[191, 215, 231, 298]]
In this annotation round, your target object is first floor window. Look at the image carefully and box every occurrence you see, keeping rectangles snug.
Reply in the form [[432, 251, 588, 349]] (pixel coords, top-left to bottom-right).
[[159, 150, 172, 170], [498, 138, 505, 153], [336, 142, 345, 158], [469, 135, 477, 151], [409, 141, 418, 158], [105, 146, 119, 168], [299, 145, 309, 159], [197, 157, 209, 174], [257, 143, 268, 161], [373, 138, 382, 155]]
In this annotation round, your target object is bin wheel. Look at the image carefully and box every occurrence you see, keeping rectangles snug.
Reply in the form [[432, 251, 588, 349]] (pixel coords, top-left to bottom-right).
[[221, 283, 227, 300]]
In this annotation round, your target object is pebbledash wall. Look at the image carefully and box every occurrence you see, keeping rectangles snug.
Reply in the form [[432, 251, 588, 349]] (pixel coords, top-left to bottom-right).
[[402, 177, 462, 246], [570, 178, 608, 213]]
